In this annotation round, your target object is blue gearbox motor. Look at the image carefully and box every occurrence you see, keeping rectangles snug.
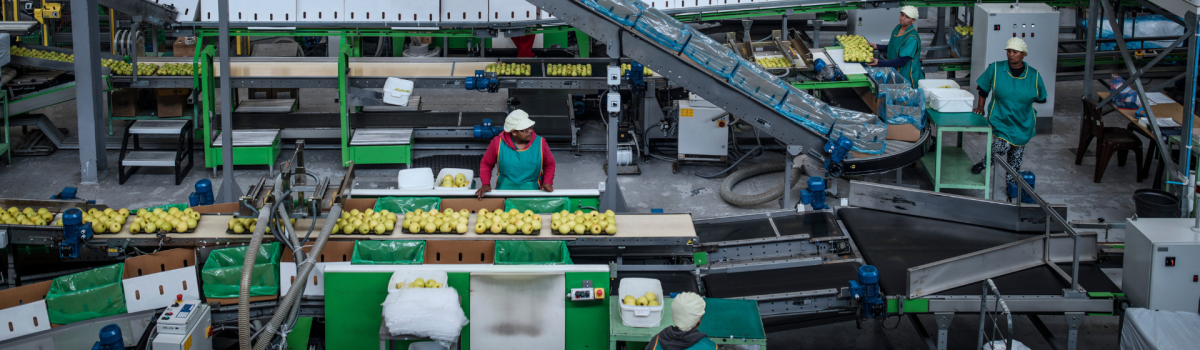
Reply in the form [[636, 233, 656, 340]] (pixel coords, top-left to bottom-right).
[[59, 208, 94, 259], [189, 179, 214, 207], [1006, 170, 1036, 204], [92, 324, 123, 350], [800, 177, 828, 210], [474, 118, 504, 139], [848, 265, 885, 323], [823, 135, 854, 177]]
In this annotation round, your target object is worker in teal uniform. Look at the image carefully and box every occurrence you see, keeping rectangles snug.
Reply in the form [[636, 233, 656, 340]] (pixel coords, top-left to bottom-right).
[[645, 292, 717, 350], [969, 38, 1048, 200], [866, 6, 925, 87], [476, 109, 557, 199]]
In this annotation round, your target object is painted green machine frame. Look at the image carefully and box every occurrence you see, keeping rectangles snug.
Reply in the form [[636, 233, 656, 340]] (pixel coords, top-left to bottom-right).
[[325, 270, 610, 349], [197, 45, 282, 168]]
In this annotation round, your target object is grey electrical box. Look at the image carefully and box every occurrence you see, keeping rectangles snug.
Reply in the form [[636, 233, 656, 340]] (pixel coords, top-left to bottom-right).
[[1123, 218, 1200, 313], [970, 4, 1059, 131], [849, 8, 903, 45], [677, 98, 728, 157]]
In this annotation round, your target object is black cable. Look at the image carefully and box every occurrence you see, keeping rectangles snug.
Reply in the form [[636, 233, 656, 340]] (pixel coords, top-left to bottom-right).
[[134, 309, 165, 350]]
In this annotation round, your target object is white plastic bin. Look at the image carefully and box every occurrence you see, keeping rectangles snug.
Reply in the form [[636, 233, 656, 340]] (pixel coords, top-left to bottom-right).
[[434, 168, 475, 190], [398, 168, 435, 190], [618, 278, 665, 328], [383, 78, 415, 106], [928, 89, 976, 113]]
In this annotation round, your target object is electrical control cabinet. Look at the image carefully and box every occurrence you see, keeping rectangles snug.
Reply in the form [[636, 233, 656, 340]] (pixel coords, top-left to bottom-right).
[[153, 299, 213, 350], [970, 4, 1059, 122], [677, 99, 728, 157], [1123, 218, 1200, 313], [849, 8, 903, 45]]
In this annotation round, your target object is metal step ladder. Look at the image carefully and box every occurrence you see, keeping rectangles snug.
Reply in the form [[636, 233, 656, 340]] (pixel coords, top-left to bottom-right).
[[349, 128, 414, 147], [119, 119, 195, 185]]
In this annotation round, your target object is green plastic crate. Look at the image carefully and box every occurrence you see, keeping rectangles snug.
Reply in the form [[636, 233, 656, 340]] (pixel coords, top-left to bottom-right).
[[373, 197, 441, 214], [45, 263, 127, 324]]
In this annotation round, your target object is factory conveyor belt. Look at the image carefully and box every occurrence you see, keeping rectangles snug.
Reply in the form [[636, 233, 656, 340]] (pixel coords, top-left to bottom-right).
[[839, 208, 1120, 297], [528, 0, 926, 174]]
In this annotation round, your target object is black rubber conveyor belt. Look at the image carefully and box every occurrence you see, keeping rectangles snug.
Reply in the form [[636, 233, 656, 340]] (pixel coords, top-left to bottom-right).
[[695, 212, 841, 244], [839, 208, 1119, 296], [705, 262, 861, 298]]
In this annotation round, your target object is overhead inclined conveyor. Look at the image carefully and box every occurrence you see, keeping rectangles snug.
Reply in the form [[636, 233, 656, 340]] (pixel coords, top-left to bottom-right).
[[527, 0, 928, 174]]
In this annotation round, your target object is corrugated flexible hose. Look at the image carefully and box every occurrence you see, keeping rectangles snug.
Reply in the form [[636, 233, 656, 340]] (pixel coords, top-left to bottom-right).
[[719, 162, 804, 207], [238, 208, 275, 350], [253, 204, 342, 350]]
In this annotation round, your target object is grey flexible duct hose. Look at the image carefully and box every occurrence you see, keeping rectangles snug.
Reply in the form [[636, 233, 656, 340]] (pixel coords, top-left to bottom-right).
[[719, 163, 804, 207], [238, 208, 275, 350], [252, 204, 342, 350]]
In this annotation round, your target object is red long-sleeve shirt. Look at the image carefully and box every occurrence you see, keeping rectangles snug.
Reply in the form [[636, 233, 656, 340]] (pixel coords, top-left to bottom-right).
[[480, 131, 555, 187]]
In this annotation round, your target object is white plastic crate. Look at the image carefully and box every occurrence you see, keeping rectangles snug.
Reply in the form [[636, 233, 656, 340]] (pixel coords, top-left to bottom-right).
[[398, 168, 435, 190], [918, 79, 963, 100], [435, 168, 475, 190], [618, 278, 665, 328], [928, 89, 976, 113]]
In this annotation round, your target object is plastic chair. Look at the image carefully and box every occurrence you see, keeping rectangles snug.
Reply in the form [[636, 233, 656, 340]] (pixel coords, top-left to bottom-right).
[[1126, 122, 1164, 189], [1076, 98, 1145, 183]]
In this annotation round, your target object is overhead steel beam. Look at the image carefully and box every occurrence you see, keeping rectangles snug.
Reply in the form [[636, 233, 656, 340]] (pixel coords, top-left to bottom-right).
[[905, 233, 1098, 298]]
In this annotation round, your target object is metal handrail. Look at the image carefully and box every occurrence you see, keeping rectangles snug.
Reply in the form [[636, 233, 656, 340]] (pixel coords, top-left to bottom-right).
[[994, 158, 1082, 293], [977, 279, 1013, 350]]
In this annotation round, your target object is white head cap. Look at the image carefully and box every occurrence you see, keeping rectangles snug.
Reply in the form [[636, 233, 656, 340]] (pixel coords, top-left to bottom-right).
[[1006, 37, 1028, 53], [901, 6, 919, 20], [671, 292, 706, 332], [503, 109, 535, 132]]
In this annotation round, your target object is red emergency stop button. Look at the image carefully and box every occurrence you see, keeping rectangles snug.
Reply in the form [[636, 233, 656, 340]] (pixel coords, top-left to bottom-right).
[[718, 120, 726, 128], [594, 288, 605, 300]]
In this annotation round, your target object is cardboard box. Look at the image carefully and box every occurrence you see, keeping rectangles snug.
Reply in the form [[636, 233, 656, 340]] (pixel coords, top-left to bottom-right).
[[886, 123, 921, 142], [156, 88, 190, 118], [855, 86, 882, 115], [440, 198, 504, 213], [280, 241, 355, 297], [173, 37, 196, 58], [122, 249, 201, 313], [424, 240, 495, 264], [341, 198, 378, 213], [190, 202, 241, 214], [0, 281, 52, 341], [111, 89, 141, 117]]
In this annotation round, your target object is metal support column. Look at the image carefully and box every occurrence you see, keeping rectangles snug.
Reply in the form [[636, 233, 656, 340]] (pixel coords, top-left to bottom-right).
[[601, 52, 626, 212], [215, 0, 242, 202], [1065, 312, 1084, 350], [929, 7, 947, 58], [1180, 12, 1198, 221], [782, 145, 801, 210], [70, 0, 107, 184], [782, 10, 791, 41], [1082, 0, 1099, 98], [934, 313, 954, 350]]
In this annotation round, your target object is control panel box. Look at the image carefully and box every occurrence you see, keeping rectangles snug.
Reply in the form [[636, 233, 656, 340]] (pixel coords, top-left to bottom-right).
[[1123, 218, 1200, 313], [677, 100, 729, 157], [849, 8, 904, 45], [970, 4, 1059, 119], [153, 298, 213, 350]]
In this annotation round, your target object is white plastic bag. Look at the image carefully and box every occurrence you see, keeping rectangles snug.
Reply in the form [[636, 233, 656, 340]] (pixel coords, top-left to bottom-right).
[[381, 288, 469, 343], [982, 340, 1030, 350]]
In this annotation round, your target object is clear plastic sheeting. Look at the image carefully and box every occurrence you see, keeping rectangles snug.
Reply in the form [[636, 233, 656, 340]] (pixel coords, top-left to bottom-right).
[[777, 89, 837, 134], [876, 83, 911, 99], [1088, 15, 1186, 50], [885, 86, 925, 108], [633, 7, 692, 52], [866, 66, 910, 86], [382, 288, 469, 344], [681, 27, 741, 80], [583, 0, 645, 26], [828, 107, 888, 155], [884, 105, 926, 129], [1121, 308, 1200, 350], [729, 61, 791, 108]]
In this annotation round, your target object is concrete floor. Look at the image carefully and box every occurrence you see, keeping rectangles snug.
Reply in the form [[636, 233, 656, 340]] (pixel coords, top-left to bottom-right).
[[0, 34, 1146, 350]]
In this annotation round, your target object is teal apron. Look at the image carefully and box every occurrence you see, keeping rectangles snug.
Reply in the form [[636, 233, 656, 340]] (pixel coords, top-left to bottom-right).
[[495, 135, 544, 190], [976, 61, 1047, 146], [887, 24, 924, 88]]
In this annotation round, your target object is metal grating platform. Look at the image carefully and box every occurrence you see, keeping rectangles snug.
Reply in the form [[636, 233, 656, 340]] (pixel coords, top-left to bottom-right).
[[212, 129, 279, 147], [235, 99, 297, 113]]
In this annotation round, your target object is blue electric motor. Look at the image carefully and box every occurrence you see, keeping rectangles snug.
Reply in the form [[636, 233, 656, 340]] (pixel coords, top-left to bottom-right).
[[474, 118, 504, 139], [823, 135, 855, 177], [60, 208, 94, 259], [800, 177, 829, 210], [189, 179, 215, 207], [627, 61, 647, 96], [1006, 171, 1036, 204], [50, 187, 78, 200], [465, 70, 499, 93], [92, 324, 123, 350], [848, 265, 885, 321]]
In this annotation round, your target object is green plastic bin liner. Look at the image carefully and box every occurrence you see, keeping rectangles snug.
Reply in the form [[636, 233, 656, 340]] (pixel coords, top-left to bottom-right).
[[201, 242, 283, 299], [494, 241, 573, 265], [45, 263, 127, 324], [373, 197, 441, 214], [504, 197, 570, 214], [351, 240, 426, 265], [136, 203, 189, 212]]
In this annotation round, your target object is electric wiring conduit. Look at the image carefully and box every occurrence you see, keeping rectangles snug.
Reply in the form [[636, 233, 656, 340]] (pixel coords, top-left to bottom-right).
[[238, 208, 275, 350], [253, 204, 342, 350]]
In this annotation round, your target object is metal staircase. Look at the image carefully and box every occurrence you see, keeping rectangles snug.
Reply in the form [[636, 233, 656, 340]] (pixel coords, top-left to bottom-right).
[[118, 120, 195, 185]]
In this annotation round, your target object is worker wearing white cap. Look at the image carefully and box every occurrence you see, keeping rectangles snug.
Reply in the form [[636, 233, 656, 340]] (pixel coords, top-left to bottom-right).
[[645, 292, 715, 350], [866, 5, 925, 87], [970, 37, 1047, 202], [477, 109, 556, 199]]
